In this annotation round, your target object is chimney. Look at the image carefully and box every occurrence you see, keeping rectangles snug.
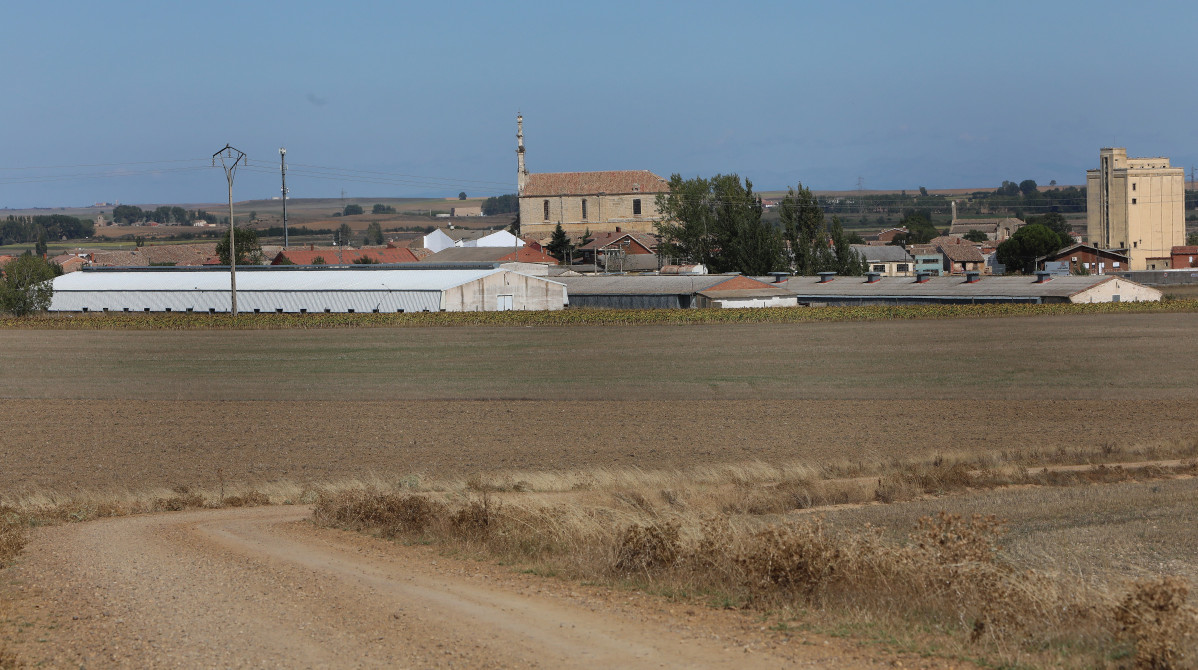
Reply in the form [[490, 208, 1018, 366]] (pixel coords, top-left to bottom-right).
[[865, 272, 881, 283], [817, 271, 836, 283], [964, 271, 980, 283], [1035, 271, 1052, 283]]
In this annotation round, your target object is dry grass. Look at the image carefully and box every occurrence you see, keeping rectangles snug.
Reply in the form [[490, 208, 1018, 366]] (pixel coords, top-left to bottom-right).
[[304, 451, 1198, 668]]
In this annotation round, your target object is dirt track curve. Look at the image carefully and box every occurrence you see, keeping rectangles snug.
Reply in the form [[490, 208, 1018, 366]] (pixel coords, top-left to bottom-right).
[[0, 506, 972, 669]]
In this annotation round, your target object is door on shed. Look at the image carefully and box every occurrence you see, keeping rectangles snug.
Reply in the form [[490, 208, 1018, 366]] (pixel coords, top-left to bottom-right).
[[497, 294, 514, 311]]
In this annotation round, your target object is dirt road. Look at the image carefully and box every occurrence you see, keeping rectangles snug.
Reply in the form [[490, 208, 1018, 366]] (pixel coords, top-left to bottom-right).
[[0, 506, 966, 668]]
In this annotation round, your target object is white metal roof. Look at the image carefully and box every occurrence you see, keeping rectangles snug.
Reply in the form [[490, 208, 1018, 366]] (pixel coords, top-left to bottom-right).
[[54, 268, 505, 293]]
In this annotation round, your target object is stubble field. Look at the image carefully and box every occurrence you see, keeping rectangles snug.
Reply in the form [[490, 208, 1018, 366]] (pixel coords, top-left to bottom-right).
[[2, 311, 1196, 494], [5, 310, 1198, 666]]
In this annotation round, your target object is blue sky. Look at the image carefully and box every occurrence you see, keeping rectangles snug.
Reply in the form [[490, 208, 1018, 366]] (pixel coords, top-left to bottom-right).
[[3, 0, 1197, 207]]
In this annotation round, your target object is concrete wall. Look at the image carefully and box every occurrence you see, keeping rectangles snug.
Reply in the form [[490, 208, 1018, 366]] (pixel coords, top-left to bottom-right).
[[1086, 148, 1185, 269], [441, 271, 566, 311], [696, 295, 798, 309], [1070, 277, 1162, 303]]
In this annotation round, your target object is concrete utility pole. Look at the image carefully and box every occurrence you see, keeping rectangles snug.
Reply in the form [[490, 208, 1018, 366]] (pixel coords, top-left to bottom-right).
[[212, 144, 247, 314], [280, 148, 289, 249]]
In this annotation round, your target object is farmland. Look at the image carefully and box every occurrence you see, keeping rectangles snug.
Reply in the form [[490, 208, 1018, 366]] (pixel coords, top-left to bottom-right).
[[4, 310, 1198, 667], [3, 311, 1197, 494]]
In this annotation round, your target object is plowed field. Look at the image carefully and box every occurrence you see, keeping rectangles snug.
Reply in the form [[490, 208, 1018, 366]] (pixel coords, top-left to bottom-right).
[[3, 312, 1197, 494]]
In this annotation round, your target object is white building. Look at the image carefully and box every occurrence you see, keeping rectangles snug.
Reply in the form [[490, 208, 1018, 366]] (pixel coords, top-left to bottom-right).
[[422, 228, 524, 253], [50, 267, 565, 313]]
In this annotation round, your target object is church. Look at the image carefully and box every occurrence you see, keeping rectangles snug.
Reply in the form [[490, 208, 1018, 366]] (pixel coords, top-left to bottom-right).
[[515, 115, 670, 239]]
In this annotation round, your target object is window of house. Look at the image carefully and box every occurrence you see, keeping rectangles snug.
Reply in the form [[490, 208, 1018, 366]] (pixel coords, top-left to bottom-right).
[[581, 199, 587, 220], [872, 264, 885, 272], [1132, 198, 1137, 205], [633, 199, 642, 215], [897, 264, 909, 272], [1132, 183, 1137, 191], [543, 200, 550, 220]]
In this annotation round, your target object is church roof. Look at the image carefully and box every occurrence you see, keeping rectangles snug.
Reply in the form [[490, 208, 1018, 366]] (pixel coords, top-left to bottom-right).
[[522, 170, 669, 197]]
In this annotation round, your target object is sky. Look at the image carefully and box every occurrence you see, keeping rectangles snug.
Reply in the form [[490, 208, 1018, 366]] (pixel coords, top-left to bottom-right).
[[3, 0, 1197, 207]]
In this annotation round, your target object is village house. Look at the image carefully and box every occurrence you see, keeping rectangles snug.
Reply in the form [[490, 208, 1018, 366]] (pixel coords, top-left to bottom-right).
[[1036, 243, 1130, 275], [576, 231, 659, 271], [851, 244, 913, 276], [1169, 245, 1198, 269], [515, 115, 669, 238]]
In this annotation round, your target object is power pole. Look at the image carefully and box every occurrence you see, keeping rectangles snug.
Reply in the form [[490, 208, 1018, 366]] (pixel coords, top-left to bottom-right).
[[280, 148, 289, 249], [212, 144, 247, 314]]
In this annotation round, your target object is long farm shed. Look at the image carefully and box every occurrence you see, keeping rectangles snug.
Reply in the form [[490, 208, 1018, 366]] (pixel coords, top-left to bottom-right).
[[49, 266, 567, 313]]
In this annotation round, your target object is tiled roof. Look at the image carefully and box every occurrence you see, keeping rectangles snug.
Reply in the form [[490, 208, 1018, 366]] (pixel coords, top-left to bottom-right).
[[851, 244, 912, 263], [577, 231, 659, 252], [939, 244, 985, 263], [273, 247, 420, 265], [421, 247, 558, 264], [522, 170, 669, 197]]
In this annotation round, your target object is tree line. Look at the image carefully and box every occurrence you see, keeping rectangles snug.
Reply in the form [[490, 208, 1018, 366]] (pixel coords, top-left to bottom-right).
[[1, 215, 95, 246], [654, 175, 865, 276], [111, 205, 219, 226]]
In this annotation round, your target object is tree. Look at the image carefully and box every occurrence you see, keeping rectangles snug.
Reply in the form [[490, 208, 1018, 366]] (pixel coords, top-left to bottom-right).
[[996, 224, 1065, 274], [343, 204, 364, 216], [919, 186, 929, 197], [828, 216, 866, 276], [963, 229, 989, 243], [35, 230, 47, 257], [311, 256, 327, 265], [335, 223, 353, 247], [249, 210, 258, 222], [777, 183, 825, 275], [889, 211, 941, 246], [215, 227, 264, 265], [579, 228, 594, 248], [458, 192, 467, 200], [364, 222, 384, 246], [352, 255, 380, 264], [371, 204, 395, 215], [656, 173, 783, 274], [1188, 232, 1198, 246], [1019, 179, 1038, 196], [1025, 212, 1073, 247], [1, 254, 57, 315], [545, 223, 574, 262], [483, 194, 519, 216]]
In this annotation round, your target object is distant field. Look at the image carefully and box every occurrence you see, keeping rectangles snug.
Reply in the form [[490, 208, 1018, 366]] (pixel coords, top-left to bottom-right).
[[2, 311, 1196, 494]]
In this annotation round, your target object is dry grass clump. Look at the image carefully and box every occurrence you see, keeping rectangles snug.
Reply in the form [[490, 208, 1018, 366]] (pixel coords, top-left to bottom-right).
[[1115, 576, 1198, 669], [0, 506, 26, 568], [312, 487, 1198, 667]]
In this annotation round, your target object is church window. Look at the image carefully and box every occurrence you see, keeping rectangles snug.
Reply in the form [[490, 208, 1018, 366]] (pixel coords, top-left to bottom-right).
[[543, 200, 550, 220], [633, 199, 642, 215], [581, 199, 587, 220]]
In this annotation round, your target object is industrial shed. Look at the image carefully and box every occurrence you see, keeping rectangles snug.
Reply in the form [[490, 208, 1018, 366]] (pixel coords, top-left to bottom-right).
[[559, 275, 796, 309], [776, 274, 1161, 305], [49, 266, 566, 313]]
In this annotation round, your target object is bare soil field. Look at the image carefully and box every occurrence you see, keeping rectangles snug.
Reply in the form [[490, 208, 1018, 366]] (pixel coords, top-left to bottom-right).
[[2, 313, 1197, 494]]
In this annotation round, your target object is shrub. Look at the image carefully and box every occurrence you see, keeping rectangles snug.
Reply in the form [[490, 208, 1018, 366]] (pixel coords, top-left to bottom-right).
[[614, 522, 680, 575], [1115, 576, 1198, 669]]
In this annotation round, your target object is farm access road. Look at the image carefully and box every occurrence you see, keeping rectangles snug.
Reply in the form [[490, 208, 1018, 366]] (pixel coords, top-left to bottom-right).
[[0, 506, 968, 669]]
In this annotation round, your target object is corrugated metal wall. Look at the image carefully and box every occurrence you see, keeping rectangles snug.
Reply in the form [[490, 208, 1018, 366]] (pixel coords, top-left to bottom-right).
[[52, 289, 443, 313]]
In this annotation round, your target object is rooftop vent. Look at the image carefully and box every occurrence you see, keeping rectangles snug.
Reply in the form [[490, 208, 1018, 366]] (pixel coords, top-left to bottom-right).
[[915, 272, 931, 283], [817, 271, 837, 283], [865, 272, 881, 283], [1035, 271, 1052, 283], [769, 271, 790, 284], [964, 271, 981, 283]]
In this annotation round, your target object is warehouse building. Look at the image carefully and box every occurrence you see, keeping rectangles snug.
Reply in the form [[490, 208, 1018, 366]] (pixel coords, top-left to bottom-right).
[[559, 275, 797, 309], [49, 266, 566, 313], [777, 273, 1160, 305]]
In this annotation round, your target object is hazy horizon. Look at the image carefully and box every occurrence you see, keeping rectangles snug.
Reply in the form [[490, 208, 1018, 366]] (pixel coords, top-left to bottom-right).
[[4, 1, 1196, 208]]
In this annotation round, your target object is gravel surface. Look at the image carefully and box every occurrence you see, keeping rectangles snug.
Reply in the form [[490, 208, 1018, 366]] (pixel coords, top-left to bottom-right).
[[0, 506, 973, 668]]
